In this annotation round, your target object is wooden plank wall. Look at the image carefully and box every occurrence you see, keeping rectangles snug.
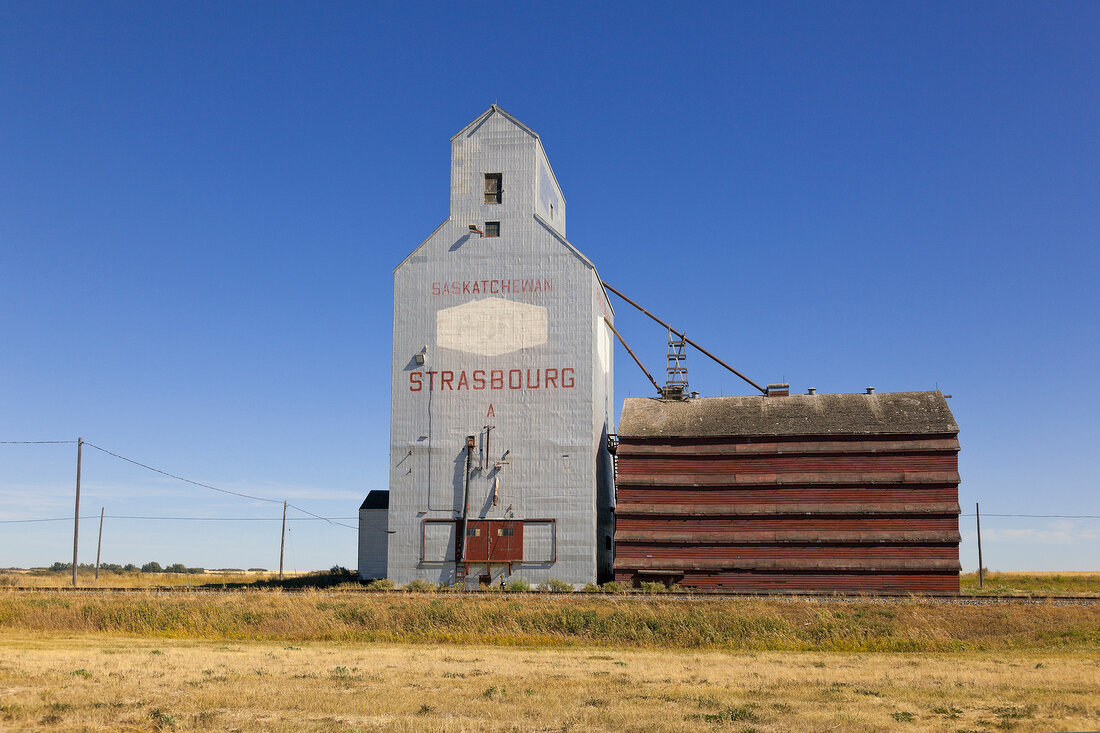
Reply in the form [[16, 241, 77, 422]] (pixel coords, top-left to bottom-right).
[[613, 434, 961, 592]]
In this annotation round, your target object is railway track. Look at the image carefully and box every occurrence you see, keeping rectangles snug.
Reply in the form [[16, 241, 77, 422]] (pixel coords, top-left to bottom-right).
[[5, 586, 1099, 604]]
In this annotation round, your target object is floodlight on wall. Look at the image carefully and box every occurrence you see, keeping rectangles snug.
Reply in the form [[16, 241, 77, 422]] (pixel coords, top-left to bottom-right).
[[414, 346, 427, 365], [468, 224, 485, 237]]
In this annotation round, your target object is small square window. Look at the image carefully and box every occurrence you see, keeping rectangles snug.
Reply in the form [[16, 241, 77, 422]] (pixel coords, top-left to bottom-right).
[[484, 173, 502, 204], [484, 221, 500, 238]]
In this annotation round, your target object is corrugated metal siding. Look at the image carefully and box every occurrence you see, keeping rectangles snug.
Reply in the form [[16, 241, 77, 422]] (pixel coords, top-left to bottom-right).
[[614, 569, 960, 592], [616, 516, 960, 532], [616, 487, 959, 504], [615, 543, 960, 561], [613, 429, 960, 592], [618, 453, 957, 474]]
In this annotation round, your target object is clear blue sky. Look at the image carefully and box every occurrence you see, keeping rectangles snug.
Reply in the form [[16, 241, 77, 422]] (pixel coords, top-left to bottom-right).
[[2, 2, 1097, 572]]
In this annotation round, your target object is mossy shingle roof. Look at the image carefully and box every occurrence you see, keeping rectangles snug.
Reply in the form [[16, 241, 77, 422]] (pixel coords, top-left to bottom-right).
[[619, 391, 958, 438]]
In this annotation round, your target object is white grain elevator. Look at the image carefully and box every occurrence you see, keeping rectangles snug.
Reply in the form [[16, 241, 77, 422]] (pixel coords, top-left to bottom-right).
[[381, 105, 615, 588]]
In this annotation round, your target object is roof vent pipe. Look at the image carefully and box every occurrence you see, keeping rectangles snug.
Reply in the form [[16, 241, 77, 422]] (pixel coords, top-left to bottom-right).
[[866, 386, 875, 394], [807, 387, 816, 395]]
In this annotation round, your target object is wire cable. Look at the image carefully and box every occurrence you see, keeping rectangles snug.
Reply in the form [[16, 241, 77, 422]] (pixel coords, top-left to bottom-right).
[[286, 503, 357, 531], [83, 442, 285, 505], [0, 440, 78, 444], [77, 441, 358, 530], [0, 515, 358, 524]]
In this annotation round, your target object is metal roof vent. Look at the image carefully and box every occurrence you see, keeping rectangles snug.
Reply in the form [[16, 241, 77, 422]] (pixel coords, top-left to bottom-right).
[[807, 387, 816, 395], [866, 386, 875, 394]]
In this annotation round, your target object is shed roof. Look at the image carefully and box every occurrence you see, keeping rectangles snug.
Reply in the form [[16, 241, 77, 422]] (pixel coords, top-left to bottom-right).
[[359, 490, 389, 511], [619, 391, 957, 439]]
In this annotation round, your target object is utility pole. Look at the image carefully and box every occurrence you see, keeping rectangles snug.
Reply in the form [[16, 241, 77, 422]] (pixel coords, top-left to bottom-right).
[[72, 437, 83, 588], [976, 502, 984, 589], [279, 501, 287, 579], [95, 507, 104, 581]]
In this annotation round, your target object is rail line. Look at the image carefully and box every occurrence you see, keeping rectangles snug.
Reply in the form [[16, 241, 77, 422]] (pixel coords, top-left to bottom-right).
[[4, 586, 1099, 604]]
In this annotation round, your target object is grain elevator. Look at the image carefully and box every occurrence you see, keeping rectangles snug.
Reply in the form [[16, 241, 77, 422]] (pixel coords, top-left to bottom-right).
[[382, 105, 615, 588]]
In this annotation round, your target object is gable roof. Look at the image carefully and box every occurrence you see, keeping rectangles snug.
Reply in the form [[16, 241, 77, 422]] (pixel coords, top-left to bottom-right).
[[619, 391, 958, 438], [451, 104, 539, 142], [359, 490, 389, 511]]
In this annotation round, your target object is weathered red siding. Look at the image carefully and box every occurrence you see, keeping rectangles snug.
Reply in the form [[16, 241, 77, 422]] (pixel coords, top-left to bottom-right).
[[613, 427, 961, 592]]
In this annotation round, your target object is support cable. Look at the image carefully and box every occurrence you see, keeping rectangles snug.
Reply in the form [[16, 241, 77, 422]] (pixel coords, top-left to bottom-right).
[[601, 280, 767, 395], [603, 317, 662, 395]]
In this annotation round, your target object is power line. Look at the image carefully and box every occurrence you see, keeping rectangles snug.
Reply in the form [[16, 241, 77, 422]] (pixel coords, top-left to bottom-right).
[[83, 442, 286, 506], [287, 502, 357, 531], [0, 515, 358, 524], [0, 516, 100, 524], [0, 440, 78, 444], [6, 439, 357, 532]]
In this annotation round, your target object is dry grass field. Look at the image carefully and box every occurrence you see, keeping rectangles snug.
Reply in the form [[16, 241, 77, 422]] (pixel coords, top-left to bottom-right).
[[1, 591, 1098, 651], [1, 584, 1097, 731], [959, 571, 1100, 596], [5, 569, 1100, 596], [0, 636, 1097, 732]]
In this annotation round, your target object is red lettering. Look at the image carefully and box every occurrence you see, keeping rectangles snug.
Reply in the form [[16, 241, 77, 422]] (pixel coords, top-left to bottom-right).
[[501, 280, 511, 293], [523, 279, 533, 292], [432, 283, 440, 296], [526, 369, 540, 389], [440, 282, 450, 295], [508, 369, 522, 389], [441, 371, 454, 390], [427, 371, 438, 390], [410, 372, 422, 391], [480, 280, 489, 293], [462, 281, 470, 294], [487, 404, 495, 417], [472, 370, 486, 390], [562, 368, 575, 388], [545, 368, 558, 388], [491, 370, 503, 389], [490, 280, 499, 294], [456, 372, 469, 390], [544, 278, 552, 292]]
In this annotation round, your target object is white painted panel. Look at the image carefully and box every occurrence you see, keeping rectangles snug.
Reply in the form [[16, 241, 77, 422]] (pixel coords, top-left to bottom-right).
[[436, 297, 548, 356], [423, 521, 456, 562], [523, 521, 554, 562]]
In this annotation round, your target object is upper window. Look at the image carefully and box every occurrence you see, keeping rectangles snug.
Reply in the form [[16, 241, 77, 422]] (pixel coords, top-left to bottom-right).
[[484, 221, 500, 238], [484, 173, 502, 204]]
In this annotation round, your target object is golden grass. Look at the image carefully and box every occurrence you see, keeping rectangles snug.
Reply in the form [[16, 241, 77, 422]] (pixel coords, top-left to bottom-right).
[[6, 570, 1099, 596], [961, 572, 1100, 596], [0, 635, 1097, 732], [1, 591, 1098, 652], [0, 569, 312, 589]]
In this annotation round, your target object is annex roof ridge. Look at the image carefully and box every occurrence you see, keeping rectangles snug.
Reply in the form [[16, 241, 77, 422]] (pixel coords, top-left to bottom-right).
[[450, 104, 539, 142], [619, 390, 958, 438]]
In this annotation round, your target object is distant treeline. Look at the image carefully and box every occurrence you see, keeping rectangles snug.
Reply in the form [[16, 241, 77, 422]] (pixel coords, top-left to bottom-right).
[[45, 562, 270, 574]]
